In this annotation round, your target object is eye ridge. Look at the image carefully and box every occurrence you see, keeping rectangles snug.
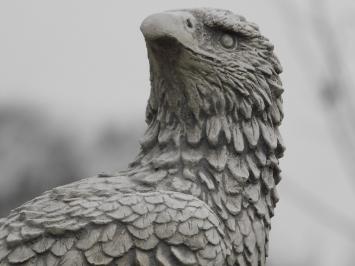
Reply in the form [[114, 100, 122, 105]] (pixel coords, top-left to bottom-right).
[[219, 33, 238, 49]]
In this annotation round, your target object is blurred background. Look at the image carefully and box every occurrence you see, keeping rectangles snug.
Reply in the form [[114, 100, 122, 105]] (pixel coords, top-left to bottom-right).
[[0, 0, 355, 265]]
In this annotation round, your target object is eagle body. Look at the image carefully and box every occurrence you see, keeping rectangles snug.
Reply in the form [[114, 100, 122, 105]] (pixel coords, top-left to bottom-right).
[[0, 8, 284, 266]]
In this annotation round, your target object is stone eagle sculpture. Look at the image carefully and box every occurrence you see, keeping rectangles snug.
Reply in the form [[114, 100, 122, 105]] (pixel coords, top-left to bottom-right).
[[0, 8, 284, 266]]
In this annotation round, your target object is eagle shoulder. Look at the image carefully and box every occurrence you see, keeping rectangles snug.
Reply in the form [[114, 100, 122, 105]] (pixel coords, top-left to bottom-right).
[[0, 176, 228, 265]]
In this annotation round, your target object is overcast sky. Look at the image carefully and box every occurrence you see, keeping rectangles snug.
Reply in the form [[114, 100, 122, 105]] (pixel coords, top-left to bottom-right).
[[0, 0, 313, 127], [1, 1, 355, 265]]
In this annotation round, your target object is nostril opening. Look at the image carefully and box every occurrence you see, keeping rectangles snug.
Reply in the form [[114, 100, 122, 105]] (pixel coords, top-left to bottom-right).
[[186, 18, 193, 28]]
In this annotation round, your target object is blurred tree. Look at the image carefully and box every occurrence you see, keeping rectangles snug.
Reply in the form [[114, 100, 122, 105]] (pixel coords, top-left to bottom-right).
[[310, 0, 355, 187], [273, 0, 355, 264], [0, 105, 143, 217], [274, 0, 355, 182], [85, 124, 143, 175], [0, 105, 84, 216]]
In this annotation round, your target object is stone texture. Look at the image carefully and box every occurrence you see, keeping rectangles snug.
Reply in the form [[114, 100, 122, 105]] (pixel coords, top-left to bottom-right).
[[0, 8, 284, 266]]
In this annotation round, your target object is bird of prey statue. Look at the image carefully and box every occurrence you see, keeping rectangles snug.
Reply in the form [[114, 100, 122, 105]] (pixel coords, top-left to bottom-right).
[[0, 8, 284, 266]]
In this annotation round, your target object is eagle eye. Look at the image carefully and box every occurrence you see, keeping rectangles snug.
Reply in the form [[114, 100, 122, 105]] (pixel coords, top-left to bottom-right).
[[219, 33, 238, 49]]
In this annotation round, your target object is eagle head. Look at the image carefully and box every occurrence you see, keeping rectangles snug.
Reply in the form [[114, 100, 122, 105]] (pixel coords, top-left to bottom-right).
[[140, 8, 283, 133], [137, 9, 285, 205]]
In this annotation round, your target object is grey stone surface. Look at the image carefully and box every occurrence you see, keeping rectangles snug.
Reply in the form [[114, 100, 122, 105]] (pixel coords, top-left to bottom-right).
[[0, 8, 284, 266]]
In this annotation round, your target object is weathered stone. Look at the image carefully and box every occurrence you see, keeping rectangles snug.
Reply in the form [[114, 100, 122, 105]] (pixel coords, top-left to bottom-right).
[[0, 8, 284, 266]]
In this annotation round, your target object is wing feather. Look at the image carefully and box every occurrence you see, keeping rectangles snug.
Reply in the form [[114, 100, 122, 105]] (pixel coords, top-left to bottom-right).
[[0, 177, 228, 266]]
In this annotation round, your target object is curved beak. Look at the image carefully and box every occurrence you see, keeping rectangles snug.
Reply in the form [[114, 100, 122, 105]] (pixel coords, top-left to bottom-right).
[[140, 11, 196, 50]]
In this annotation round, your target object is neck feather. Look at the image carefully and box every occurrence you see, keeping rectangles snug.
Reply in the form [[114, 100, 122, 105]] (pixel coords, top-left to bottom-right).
[[127, 89, 285, 199]]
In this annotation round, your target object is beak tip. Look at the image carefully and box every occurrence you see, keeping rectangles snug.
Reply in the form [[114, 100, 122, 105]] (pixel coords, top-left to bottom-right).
[[141, 11, 196, 52], [141, 12, 188, 41], [140, 13, 165, 40]]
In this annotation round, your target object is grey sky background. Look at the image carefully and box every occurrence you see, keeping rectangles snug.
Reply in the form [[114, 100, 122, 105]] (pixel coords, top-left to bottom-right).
[[1, 0, 355, 265]]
